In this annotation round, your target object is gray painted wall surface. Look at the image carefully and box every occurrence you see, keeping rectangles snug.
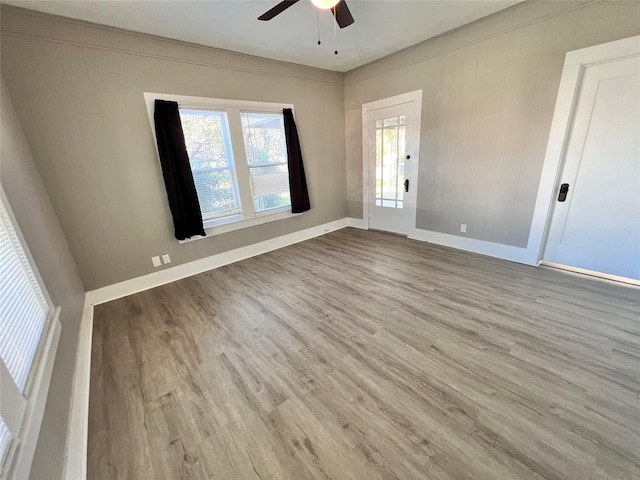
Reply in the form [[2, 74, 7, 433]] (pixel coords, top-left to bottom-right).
[[1, 7, 347, 290], [1, 79, 85, 480], [345, 1, 640, 248]]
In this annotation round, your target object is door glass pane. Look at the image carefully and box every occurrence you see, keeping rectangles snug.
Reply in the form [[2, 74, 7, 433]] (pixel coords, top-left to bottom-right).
[[375, 129, 382, 199], [374, 115, 406, 209], [383, 127, 397, 199], [398, 125, 406, 201]]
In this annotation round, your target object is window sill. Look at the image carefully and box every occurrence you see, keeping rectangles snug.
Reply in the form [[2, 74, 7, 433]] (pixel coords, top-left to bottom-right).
[[179, 207, 301, 243]]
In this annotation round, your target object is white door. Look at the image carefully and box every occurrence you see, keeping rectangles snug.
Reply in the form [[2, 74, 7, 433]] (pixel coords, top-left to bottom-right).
[[543, 53, 640, 280], [364, 92, 422, 235]]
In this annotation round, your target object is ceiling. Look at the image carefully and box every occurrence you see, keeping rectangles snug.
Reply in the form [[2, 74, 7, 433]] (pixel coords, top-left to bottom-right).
[[3, 0, 522, 72]]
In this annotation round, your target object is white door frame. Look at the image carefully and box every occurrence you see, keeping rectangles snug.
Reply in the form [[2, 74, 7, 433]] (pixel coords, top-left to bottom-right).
[[528, 35, 640, 266], [361, 90, 423, 231]]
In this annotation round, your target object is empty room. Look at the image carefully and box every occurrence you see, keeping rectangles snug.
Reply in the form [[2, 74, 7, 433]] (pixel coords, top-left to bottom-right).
[[0, 0, 639, 479]]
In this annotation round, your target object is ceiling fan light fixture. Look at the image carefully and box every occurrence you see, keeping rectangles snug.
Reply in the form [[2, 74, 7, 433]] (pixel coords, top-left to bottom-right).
[[311, 0, 340, 10]]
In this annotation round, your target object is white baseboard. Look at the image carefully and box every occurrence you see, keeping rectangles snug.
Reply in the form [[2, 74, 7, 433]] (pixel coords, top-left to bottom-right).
[[346, 217, 367, 229], [63, 302, 93, 480], [540, 261, 640, 287], [409, 228, 538, 266], [85, 217, 349, 306]]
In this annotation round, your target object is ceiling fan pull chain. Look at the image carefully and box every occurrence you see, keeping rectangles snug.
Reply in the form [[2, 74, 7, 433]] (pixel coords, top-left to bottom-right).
[[334, 13, 338, 55], [317, 8, 321, 45]]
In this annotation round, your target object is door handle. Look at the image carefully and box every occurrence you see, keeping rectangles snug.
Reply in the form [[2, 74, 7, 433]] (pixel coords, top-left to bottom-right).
[[404, 179, 409, 193], [557, 183, 570, 202]]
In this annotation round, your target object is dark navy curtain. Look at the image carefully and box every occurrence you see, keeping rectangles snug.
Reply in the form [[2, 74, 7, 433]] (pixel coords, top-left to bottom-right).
[[154, 100, 205, 240], [283, 108, 311, 213]]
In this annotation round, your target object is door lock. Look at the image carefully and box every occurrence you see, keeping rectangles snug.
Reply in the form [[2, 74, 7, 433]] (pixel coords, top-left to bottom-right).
[[557, 183, 570, 202], [404, 179, 409, 192]]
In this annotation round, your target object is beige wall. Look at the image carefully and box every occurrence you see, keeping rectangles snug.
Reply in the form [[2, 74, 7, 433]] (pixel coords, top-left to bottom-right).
[[1, 7, 347, 290], [1, 78, 85, 480], [345, 1, 640, 248]]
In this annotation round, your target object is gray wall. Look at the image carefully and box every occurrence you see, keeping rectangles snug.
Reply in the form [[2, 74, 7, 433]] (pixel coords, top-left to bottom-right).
[[345, 1, 640, 248], [1, 78, 85, 479], [1, 7, 347, 290]]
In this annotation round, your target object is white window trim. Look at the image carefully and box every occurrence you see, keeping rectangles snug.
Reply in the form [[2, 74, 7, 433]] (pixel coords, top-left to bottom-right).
[[143, 93, 299, 241], [0, 187, 61, 479]]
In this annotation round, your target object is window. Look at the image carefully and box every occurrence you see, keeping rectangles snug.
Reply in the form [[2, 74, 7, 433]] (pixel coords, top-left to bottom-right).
[[0, 191, 59, 476], [145, 93, 296, 236]]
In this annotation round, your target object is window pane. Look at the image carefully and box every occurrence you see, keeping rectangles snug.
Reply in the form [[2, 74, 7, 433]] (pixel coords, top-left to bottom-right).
[[382, 127, 398, 199], [192, 169, 242, 220], [0, 201, 49, 393], [0, 416, 11, 466], [398, 125, 406, 201], [241, 112, 288, 166], [242, 112, 292, 212], [249, 166, 291, 212], [254, 193, 292, 212], [179, 109, 242, 219]]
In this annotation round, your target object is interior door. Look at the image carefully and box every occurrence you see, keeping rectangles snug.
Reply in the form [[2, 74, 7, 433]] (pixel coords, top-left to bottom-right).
[[543, 53, 640, 280], [366, 99, 421, 235]]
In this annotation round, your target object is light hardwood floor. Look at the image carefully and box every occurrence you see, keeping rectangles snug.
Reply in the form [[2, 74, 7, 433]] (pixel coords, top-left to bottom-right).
[[89, 228, 640, 480]]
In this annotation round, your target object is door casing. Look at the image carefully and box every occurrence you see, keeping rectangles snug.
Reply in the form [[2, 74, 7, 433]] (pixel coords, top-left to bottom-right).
[[528, 35, 640, 282]]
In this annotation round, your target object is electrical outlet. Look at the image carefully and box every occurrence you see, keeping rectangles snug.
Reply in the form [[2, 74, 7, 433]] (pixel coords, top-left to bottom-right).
[[162, 254, 171, 265], [460, 224, 467, 233], [151, 256, 161, 267]]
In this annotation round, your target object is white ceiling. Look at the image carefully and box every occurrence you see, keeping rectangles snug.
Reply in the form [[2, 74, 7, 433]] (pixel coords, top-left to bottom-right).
[[3, 0, 521, 72]]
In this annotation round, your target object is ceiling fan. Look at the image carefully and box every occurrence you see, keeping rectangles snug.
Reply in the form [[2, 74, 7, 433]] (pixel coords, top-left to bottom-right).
[[258, 0, 355, 29]]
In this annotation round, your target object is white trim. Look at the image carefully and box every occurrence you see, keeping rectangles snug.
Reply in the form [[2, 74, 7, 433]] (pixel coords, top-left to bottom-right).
[[346, 217, 367, 229], [540, 261, 640, 287], [143, 93, 293, 127], [0, 188, 61, 479], [63, 302, 93, 480], [409, 228, 535, 265], [180, 209, 301, 243], [528, 35, 640, 264], [361, 90, 423, 230], [8, 309, 61, 480], [85, 218, 348, 306]]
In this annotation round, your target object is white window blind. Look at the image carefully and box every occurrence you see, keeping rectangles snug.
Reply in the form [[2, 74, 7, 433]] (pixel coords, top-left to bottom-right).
[[0, 201, 49, 393], [0, 416, 10, 466]]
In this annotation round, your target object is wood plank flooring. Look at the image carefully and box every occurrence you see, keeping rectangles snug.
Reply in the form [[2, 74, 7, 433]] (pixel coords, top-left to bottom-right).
[[88, 228, 640, 480]]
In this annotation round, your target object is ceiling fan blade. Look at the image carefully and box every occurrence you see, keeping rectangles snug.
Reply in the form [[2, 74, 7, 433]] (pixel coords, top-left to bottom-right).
[[332, 0, 354, 29], [258, 0, 300, 21]]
